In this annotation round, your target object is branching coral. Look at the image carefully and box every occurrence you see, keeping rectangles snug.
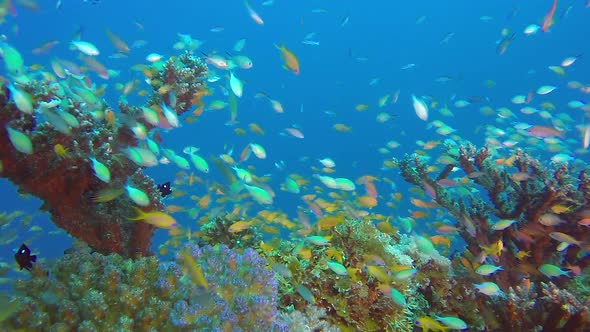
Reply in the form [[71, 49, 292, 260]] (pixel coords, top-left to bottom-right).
[[421, 264, 590, 331], [396, 143, 590, 288]]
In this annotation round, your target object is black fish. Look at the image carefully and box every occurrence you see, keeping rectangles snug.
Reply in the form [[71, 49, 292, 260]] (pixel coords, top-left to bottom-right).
[[157, 182, 172, 197], [14, 244, 36, 271]]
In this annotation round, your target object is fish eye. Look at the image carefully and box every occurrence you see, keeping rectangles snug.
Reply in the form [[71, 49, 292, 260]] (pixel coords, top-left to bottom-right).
[[20, 249, 26, 254]]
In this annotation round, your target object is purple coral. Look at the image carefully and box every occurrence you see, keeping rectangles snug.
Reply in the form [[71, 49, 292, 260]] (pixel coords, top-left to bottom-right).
[[170, 244, 285, 331]]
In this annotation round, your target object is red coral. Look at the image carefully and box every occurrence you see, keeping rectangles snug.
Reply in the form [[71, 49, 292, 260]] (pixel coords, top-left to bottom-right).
[[0, 52, 208, 258], [0, 98, 152, 257], [0, 107, 158, 257]]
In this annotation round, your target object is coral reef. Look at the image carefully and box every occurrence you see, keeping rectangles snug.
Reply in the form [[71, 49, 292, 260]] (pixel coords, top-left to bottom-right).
[[396, 143, 590, 288], [198, 213, 261, 249], [5, 250, 172, 330], [395, 142, 590, 330], [144, 51, 209, 116], [171, 244, 287, 331], [2, 244, 288, 331], [280, 305, 341, 332], [426, 275, 590, 331], [267, 218, 449, 332], [0, 48, 207, 257]]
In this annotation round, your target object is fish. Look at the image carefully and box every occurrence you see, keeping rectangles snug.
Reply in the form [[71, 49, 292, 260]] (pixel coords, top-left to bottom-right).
[[105, 28, 130, 53], [496, 33, 515, 55], [129, 207, 177, 229], [326, 261, 348, 275], [245, 0, 264, 25], [411, 95, 428, 121], [5, 126, 33, 154], [91, 187, 124, 203], [542, 0, 559, 32], [415, 316, 450, 332], [527, 125, 563, 138], [125, 185, 150, 207], [32, 40, 60, 55], [157, 181, 172, 197], [276, 44, 300, 75], [475, 264, 503, 276], [539, 263, 570, 278], [474, 282, 503, 296], [434, 315, 468, 330], [180, 248, 209, 290], [14, 243, 36, 270], [228, 220, 254, 233], [243, 183, 273, 205], [70, 40, 100, 56], [229, 71, 243, 97]]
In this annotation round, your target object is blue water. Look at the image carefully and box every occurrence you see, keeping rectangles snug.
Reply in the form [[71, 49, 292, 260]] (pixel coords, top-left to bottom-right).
[[1, 0, 589, 286]]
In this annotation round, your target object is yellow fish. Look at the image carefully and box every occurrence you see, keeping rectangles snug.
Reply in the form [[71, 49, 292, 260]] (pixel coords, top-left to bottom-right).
[[228, 220, 254, 233], [415, 316, 450, 332], [180, 248, 208, 290], [275, 44, 300, 75], [54, 144, 69, 159], [129, 207, 177, 229]]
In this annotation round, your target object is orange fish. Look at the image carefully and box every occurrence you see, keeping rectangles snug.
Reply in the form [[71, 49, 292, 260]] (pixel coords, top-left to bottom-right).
[[105, 28, 130, 53], [32, 40, 59, 55], [317, 215, 343, 231], [104, 109, 116, 128], [229, 220, 254, 233], [298, 248, 312, 259], [364, 180, 378, 198], [333, 123, 352, 132], [192, 105, 205, 116], [430, 235, 451, 248], [198, 194, 211, 209], [436, 225, 458, 234], [410, 198, 438, 209], [249, 123, 265, 135], [411, 211, 428, 219], [357, 195, 378, 208], [239, 144, 251, 162], [276, 44, 300, 75], [542, 0, 558, 32], [376, 220, 396, 234]]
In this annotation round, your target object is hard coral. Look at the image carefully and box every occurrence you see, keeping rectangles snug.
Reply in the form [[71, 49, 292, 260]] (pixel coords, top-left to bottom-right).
[[0, 51, 209, 258], [396, 143, 590, 288], [199, 213, 261, 249], [3, 245, 290, 331], [0, 83, 161, 257], [273, 218, 445, 331], [171, 244, 287, 331], [146, 51, 208, 116], [4, 250, 171, 331]]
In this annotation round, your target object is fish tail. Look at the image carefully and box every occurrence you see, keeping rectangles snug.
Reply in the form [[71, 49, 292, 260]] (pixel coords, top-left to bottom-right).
[[128, 206, 145, 221]]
